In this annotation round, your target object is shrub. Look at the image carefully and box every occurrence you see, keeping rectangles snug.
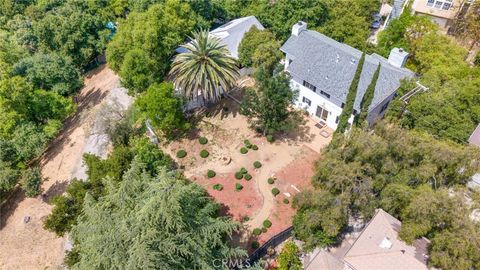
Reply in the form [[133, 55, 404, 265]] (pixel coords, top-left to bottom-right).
[[213, 184, 223, 191], [252, 228, 262, 236], [262, 227, 267, 233], [21, 167, 42, 197], [223, 106, 229, 112], [176, 150, 187, 158], [199, 137, 208, 144], [266, 134, 274, 143], [263, 219, 272, 228], [244, 173, 252, 181], [244, 139, 252, 148], [268, 178, 275, 184], [200, 149, 209, 158], [240, 167, 248, 174], [240, 147, 248, 154], [235, 171, 244, 180], [283, 198, 290, 204], [207, 170, 216, 178], [475, 53, 480, 66], [251, 241, 260, 249], [235, 183, 243, 191], [253, 161, 262, 168], [242, 216, 250, 222], [272, 188, 280, 196], [252, 144, 258, 150]]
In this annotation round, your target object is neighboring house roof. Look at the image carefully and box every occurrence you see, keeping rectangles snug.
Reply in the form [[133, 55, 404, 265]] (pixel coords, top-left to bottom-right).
[[281, 30, 414, 111], [468, 124, 480, 147], [343, 209, 430, 270], [176, 16, 264, 59]]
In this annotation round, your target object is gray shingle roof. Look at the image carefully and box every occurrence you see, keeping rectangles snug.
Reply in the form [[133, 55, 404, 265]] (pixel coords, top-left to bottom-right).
[[210, 16, 264, 59], [176, 16, 264, 59], [281, 30, 415, 111]]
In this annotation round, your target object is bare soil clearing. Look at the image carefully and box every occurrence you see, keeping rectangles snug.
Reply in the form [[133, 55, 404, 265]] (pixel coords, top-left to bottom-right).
[[0, 65, 119, 270], [162, 90, 332, 250]]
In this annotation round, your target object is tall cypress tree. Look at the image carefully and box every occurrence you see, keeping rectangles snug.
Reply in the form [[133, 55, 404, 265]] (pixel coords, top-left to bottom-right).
[[335, 53, 365, 134], [356, 63, 381, 126]]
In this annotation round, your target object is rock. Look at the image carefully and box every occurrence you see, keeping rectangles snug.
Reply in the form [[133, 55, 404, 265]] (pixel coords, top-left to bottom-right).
[[222, 156, 232, 165]]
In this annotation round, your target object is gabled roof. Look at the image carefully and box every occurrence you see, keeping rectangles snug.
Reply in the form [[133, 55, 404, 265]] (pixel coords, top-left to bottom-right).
[[177, 16, 264, 59], [281, 30, 415, 111], [343, 209, 430, 270], [468, 124, 480, 147]]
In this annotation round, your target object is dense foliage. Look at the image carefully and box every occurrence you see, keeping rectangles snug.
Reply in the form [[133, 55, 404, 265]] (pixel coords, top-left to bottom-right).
[[134, 82, 189, 140], [240, 68, 301, 135], [68, 160, 245, 269], [238, 27, 282, 73], [106, 0, 197, 93], [381, 13, 480, 143], [336, 53, 365, 134], [277, 241, 303, 270], [293, 124, 480, 268]]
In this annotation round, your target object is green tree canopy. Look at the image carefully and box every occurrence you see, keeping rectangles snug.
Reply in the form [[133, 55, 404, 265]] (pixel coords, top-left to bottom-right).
[[134, 82, 189, 140], [69, 160, 246, 269], [277, 241, 303, 270], [240, 68, 300, 135]]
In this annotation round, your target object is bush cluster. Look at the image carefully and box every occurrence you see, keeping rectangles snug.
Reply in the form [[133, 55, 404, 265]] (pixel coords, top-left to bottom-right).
[[240, 147, 248, 154], [271, 188, 280, 196], [252, 144, 258, 150], [263, 219, 272, 228], [199, 137, 208, 145], [200, 149, 209, 158], [283, 198, 290, 204], [267, 178, 275, 184], [176, 150, 187, 158], [213, 184, 223, 191], [235, 171, 244, 180], [235, 183, 243, 191], [253, 161, 262, 168], [244, 174, 252, 181], [251, 241, 260, 249], [207, 170, 216, 178], [266, 135, 274, 143], [244, 139, 252, 148], [252, 228, 262, 236]]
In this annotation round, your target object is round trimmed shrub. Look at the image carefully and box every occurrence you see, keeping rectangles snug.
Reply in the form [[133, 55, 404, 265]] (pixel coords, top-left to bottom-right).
[[253, 161, 262, 168], [235, 183, 243, 191], [213, 184, 223, 191], [240, 147, 248, 154], [252, 144, 258, 150], [176, 150, 187, 158], [252, 228, 262, 236], [240, 167, 248, 174], [271, 188, 280, 196], [262, 227, 267, 233], [199, 137, 208, 144], [267, 178, 275, 184], [244, 139, 252, 148], [251, 241, 260, 249], [263, 219, 272, 228], [244, 173, 252, 181], [283, 198, 290, 204], [235, 171, 243, 180], [200, 150, 209, 158], [207, 170, 216, 178], [266, 135, 274, 143]]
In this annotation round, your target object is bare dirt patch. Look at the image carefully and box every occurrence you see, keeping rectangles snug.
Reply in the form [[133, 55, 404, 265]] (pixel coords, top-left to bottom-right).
[[161, 91, 332, 250], [0, 65, 120, 270]]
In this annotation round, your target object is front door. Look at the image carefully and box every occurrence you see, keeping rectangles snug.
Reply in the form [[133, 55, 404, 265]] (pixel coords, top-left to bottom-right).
[[316, 106, 329, 121]]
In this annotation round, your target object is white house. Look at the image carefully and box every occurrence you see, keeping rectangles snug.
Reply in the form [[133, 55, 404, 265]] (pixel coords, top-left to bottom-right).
[[280, 22, 415, 130]]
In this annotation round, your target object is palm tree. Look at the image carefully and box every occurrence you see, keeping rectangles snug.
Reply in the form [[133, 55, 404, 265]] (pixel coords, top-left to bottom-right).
[[169, 29, 240, 103]]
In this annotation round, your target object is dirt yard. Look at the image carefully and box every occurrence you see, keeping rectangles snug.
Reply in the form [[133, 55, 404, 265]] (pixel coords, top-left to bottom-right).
[[0, 65, 120, 270], [162, 90, 332, 251]]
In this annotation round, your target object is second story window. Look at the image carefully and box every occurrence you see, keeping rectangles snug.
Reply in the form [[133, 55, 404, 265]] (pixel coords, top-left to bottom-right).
[[427, 0, 435, 7], [303, 80, 316, 92], [320, 90, 330, 99], [427, 0, 452, 10]]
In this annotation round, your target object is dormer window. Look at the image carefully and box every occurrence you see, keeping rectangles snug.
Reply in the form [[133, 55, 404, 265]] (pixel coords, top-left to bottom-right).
[[303, 80, 316, 92]]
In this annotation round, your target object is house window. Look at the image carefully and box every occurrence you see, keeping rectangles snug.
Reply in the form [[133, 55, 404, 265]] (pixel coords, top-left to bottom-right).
[[320, 90, 330, 99], [303, 80, 316, 92], [442, 2, 451, 9], [427, 0, 435, 6], [352, 109, 358, 116], [302, 96, 311, 106], [341, 103, 345, 108], [315, 106, 329, 121], [335, 116, 339, 124], [380, 101, 390, 113], [434, 1, 443, 8]]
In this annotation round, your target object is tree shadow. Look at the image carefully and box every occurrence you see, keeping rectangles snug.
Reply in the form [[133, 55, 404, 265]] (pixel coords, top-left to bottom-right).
[[0, 187, 25, 230], [42, 180, 69, 203]]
